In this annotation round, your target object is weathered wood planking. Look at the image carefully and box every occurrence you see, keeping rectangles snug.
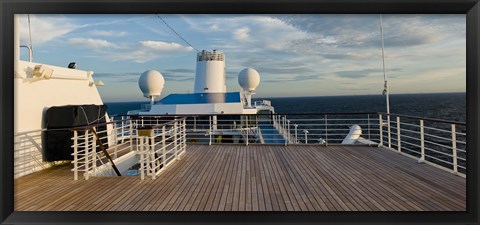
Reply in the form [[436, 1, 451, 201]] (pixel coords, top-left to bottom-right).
[[15, 145, 466, 211]]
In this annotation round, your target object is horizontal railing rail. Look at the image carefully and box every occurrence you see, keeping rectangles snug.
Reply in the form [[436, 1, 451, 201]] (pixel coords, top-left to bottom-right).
[[16, 112, 466, 179]]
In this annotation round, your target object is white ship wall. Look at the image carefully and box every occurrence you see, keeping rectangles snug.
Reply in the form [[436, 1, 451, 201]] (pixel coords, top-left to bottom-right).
[[141, 103, 251, 115], [14, 60, 109, 178]]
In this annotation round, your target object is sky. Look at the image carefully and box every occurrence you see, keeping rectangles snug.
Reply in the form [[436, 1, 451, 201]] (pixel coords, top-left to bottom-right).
[[18, 14, 466, 102]]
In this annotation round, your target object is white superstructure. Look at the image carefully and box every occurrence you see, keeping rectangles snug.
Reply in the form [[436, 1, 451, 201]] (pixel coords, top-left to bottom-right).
[[133, 50, 272, 115], [14, 15, 110, 178]]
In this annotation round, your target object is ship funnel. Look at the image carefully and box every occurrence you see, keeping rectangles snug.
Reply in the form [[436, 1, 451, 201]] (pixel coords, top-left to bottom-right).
[[238, 68, 260, 108], [139, 70, 165, 106], [194, 50, 226, 93]]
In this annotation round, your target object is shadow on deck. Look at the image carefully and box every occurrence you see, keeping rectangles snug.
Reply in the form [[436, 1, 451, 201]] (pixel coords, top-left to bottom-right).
[[14, 145, 465, 211]]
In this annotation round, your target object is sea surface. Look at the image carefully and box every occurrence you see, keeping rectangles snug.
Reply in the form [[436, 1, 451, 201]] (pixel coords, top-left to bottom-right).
[[105, 92, 466, 122]]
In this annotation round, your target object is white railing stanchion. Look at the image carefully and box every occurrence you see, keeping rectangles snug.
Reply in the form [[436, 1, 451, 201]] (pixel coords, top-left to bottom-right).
[[209, 116, 212, 145], [84, 130, 90, 180], [294, 124, 298, 144], [451, 124, 458, 174], [92, 133, 97, 176], [303, 130, 308, 144], [113, 122, 118, 159], [162, 126, 166, 168], [121, 116, 125, 143], [287, 120, 291, 144], [419, 120, 425, 163], [379, 114, 383, 146], [397, 116, 401, 152], [73, 130, 78, 180], [174, 121, 178, 158], [387, 114, 392, 149], [367, 114, 371, 141], [325, 115, 328, 146], [129, 120, 133, 151], [246, 121, 249, 146], [150, 131, 156, 179], [183, 119, 187, 151], [140, 136, 145, 180]]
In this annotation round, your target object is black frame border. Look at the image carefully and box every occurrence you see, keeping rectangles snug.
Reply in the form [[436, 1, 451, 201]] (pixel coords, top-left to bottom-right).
[[1, 0, 479, 224]]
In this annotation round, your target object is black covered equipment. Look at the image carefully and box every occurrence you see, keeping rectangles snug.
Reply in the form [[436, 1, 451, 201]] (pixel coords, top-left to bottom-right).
[[43, 104, 108, 162]]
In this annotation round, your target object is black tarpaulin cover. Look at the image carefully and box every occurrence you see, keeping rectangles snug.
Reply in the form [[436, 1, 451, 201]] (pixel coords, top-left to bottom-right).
[[43, 104, 108, 162]]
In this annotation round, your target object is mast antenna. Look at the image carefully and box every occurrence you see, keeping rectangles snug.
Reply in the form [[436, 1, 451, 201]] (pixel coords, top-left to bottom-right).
[[28, 14, 33, 61], [380, 14, 392, 148], [380, 14, 390, 115]]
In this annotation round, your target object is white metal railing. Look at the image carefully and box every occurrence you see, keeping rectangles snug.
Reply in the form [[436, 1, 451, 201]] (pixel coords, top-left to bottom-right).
[[129, 112, 465, 176], [71, 118, 133, 180], [15, 112, 466, 180], [133, 113, 380, 146], [13, 129, 64, 178], [137, 117, 187, 180], [378, 113, 466, 177]]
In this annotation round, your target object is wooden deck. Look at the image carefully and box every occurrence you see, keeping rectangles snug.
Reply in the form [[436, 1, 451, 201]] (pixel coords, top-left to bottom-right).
[[15, 145, 466, 211]]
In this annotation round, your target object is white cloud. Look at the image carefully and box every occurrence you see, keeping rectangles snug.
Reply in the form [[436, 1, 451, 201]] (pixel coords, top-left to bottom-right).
[[19, 14, 80, 45], [88, 30, 128, 36], [233, 27, 250, 42], [139, 41, 194, 52], [106, 40, 194, 63], [183, 15, 308, 52], [68, 38, 118, 49]]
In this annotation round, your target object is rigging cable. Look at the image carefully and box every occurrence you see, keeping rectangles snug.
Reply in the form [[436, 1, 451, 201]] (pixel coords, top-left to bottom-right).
[[155, 14, 200, 53]]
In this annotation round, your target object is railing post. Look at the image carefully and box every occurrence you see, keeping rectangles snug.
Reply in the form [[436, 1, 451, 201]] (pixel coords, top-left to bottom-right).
[[73, 130, 78, 180], [246, 121, 249, 146], [174, 121, 178, 159], [287, 120, 290, 145], [397, 116, 401, 152], [367, 114, 371, 141], [387, 114, 392, 149], [121, 116, 125, 143], [162, 126, 166, 168], [379, 114, 383, 146], [451, 124, 458, 174], [113, 122, 118, 159], [294, 124, 298, 144], [150, 130, 156, 179], [140, 137, 145, 180], [419, 120, 425, 163], [84, 130, 90, 180], [92, 132, 97, 176], [325, 115, 328, 146], [209, 116, 212, 145], [304, 130, 308, 144], [182, 119, 187, 152], [129, 119, 133, 152]]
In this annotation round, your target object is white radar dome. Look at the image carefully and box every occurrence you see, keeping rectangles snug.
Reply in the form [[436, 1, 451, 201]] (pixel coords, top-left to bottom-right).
[[238, 68, 260, 92], [138, 70, 165, 98]]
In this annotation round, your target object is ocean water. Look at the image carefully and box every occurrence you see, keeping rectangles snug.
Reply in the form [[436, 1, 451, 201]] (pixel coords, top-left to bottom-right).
[[105, 92, 466, 122]]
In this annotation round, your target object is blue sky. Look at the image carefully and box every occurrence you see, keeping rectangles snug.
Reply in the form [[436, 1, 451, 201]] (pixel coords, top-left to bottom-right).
[[19, 14, 466, 102]]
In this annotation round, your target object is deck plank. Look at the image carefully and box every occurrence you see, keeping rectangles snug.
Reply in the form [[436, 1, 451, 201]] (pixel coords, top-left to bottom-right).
[[15, 145, 466, 211]]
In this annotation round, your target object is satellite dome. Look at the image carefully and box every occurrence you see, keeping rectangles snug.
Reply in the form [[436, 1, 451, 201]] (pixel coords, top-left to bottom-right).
[[138, 70, 165, 98], [238, 68, 260, 92]]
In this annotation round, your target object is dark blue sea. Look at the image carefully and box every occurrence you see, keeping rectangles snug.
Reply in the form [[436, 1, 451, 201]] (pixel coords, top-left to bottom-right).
[[105, 92, 466, 122]]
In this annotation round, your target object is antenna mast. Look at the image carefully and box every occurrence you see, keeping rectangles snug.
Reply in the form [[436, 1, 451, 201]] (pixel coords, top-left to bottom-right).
[[380, 14, 390, 115], [380, 14, 391, 148]]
